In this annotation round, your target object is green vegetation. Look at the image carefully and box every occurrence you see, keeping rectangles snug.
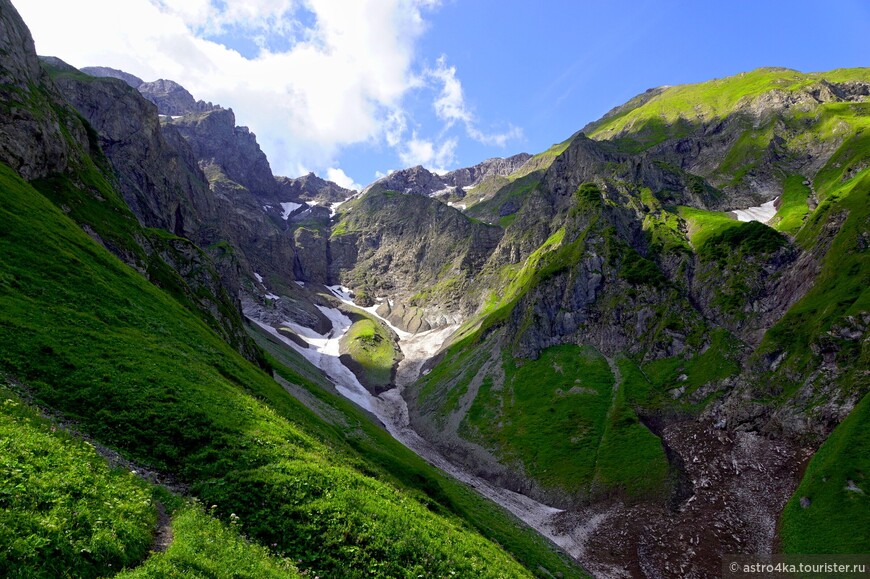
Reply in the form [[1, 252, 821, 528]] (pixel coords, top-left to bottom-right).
[[770, 175, 811, 235], [593, 359, 670, 500], [757, 169, 868, 400], [440, 343, 671, 501], [0, 163, 577, 577], [118, 505, 299, 578], [632, 329, 741, 412], [697, 220, 787, 263], [252, 326, 585, 578], [677, 205, 741, 248], [780, 392, 870, 553], [0, 385, 155, 577], [340, 317, 399, 391], [586, 67, 870, 152]]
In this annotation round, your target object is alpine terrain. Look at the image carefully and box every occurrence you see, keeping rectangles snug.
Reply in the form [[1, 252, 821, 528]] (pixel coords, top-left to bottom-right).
[[0, 0, 867, 577]]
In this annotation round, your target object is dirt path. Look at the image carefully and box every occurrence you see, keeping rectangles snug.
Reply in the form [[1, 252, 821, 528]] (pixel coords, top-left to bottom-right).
[[152, 501, 174, 553]]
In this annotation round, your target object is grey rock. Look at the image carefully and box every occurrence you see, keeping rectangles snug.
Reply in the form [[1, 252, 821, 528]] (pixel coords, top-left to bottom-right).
[[81, 65, 144, 88]]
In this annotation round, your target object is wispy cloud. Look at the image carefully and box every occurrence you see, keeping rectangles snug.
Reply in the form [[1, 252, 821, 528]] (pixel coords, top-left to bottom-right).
[[326, 167, 362, 192], [428, 55, 523, 146], [398, 133, 457, 174]]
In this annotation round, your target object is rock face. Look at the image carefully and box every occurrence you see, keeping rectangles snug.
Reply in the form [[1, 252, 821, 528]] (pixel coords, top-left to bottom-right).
[[169, 108, 279, 199], [80, 66, 144, 88], [366, 153, 533, 198], [445, 153, 532, 188], [81, 68, 219, 116], [138, 79, 218, 116], [331, 191, 503, 331], [276, 172, 355, 203], [0, 1, 88, 179], [48, 59, 218, 241]]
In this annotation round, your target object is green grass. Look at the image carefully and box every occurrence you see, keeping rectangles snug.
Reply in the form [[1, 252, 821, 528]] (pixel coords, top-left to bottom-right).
[[592, 360, 670, 500], [0, 384, 155, 578], [586, 67, 870, 151], [757, 169, 869, 402], [0, 163, 559, 578], [640, 329, 742, 408], [697, 220, 787, 263], [771, 174, 811, 235], [780, 392, 870, 553], [449, 343, 670, 501], [252, 326, 586, 578], [464, 345, 615, 492], [340, 318, 399, 391], [676, 205, 741, 248], [118, 505, 299, 578]]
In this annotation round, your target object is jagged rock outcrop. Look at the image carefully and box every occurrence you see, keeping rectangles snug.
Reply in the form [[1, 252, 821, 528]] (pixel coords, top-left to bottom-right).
[[331, 190, 503, 330], [47, 59, 219, 241], [444, 153, 532, 188], [366, 154, 533, 199], [169, 108, 279, 199], [276, 172, 355, 203], [81, 68, 220, 117], [138, 79, 218, 116], [0, 2, 88, 179]]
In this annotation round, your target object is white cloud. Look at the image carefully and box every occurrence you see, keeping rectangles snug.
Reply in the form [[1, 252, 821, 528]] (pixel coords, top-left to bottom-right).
[[16, 0, 439, 178], [326, 167, 361, 192], [398, 133, 457, 173], [427, 55, 523, 147]]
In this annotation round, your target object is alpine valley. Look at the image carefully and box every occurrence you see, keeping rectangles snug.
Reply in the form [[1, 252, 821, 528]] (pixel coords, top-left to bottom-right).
[[1, 0, 868, 577]]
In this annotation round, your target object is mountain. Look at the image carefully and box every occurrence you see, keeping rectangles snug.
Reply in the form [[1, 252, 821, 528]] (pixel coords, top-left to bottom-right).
[[0, 2, 580, 577], [0, 0, 868, 575], [81, 66, 220, 115]]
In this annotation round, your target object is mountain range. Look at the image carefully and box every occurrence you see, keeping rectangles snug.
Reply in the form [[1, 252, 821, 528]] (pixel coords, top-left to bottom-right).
[[0, 0, 867, 576]]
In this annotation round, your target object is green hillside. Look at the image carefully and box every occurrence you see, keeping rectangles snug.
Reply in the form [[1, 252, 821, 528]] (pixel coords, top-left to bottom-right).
[[0, 163, 583, 577]]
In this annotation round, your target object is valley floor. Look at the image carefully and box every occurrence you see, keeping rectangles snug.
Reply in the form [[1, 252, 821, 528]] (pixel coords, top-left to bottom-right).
[[245, 286, 812, 578]]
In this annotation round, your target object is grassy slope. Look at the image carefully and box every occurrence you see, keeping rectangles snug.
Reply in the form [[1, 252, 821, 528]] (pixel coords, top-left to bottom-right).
[[0, 385, 154, 577], [339, 317, 398, 391], [0, 163, 560, 577], [585, 67, 870, 152], [251, 324, 585, 578], [779, 392, 870, 553], [118, 505, 299, 578]]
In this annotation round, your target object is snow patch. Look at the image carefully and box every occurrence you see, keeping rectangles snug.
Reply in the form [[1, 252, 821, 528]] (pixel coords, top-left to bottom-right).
[[280, 202, 304, 220], [250, 312, 373, 412], [733, 198, 777, 223], [329, 201, 345, 216], [253, 272, 263, 283], [294, 281, 305, 287], [264, 293, 280, 300]]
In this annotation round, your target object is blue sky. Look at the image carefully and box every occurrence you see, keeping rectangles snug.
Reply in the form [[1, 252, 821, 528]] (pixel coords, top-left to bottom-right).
[[17, 0, 869, 190]]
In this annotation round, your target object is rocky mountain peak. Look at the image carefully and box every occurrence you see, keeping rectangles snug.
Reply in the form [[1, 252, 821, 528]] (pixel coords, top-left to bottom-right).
[[138, 78, 219, 116], [168, 107, 279, 198], [275, 171, 355, 204], [80, 65, 144, 88]]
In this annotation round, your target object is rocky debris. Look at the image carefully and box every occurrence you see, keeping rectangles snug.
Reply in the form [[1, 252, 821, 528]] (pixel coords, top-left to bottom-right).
[[572, 420, 810, 577]]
